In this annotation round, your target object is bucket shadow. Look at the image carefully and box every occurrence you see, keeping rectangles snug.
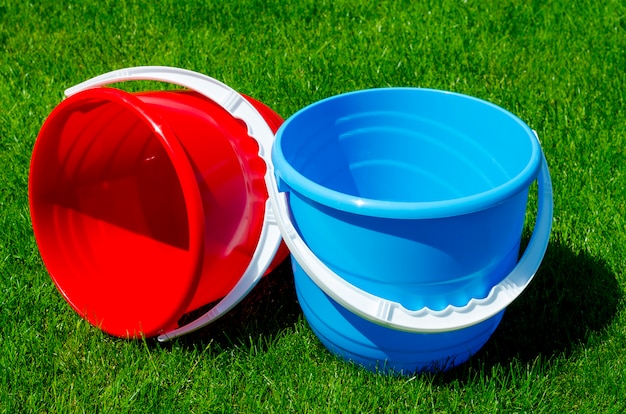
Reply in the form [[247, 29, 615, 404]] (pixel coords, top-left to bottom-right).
[[156, 257, 302, 351], [151, 238, 622, 378], [437, 238, 623, 381]]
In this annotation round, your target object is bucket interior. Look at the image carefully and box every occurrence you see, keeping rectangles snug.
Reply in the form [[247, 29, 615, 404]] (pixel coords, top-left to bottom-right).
[[276, 89, 539, 216], [28, 89, 259, 337], [136, 91, 269, 313]]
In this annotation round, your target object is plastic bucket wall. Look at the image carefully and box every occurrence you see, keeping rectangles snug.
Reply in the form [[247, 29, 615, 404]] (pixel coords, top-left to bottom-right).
[[294, 264, 505, 373], [29, 87, 287, 338], [272, 88, 542, 373]]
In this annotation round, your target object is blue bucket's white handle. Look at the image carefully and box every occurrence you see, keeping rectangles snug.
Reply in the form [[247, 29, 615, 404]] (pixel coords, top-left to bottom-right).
[[66, 66, 283, 341], [266, 133, 553, 333]]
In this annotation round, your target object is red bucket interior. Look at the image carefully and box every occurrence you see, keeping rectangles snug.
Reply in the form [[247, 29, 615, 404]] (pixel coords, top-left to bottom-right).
[[29, 88, 284, 338]]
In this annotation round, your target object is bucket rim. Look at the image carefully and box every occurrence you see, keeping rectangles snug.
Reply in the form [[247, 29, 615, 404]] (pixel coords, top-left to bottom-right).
[[273, 87, 542, 219], [29, 86, 207, 337], [54, 66, 284, 341]]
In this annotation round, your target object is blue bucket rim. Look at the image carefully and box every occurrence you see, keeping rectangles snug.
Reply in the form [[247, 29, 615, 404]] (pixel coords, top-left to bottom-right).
[[272, 87, 542, 219]]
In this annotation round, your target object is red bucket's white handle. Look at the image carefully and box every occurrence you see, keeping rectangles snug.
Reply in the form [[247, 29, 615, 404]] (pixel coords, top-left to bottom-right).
[[67, 66, 283, 341], [267, 134, 553, 333]]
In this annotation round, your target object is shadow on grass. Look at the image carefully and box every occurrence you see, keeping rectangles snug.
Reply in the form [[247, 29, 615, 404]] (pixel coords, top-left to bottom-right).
[[151, 237, 622, 382], [437, 238, 623, 382], [155, 257, 302, 351]]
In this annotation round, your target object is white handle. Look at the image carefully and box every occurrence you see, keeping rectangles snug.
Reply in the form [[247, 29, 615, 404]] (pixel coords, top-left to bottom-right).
[[267, 140, 553, 333], [67, 66, 283, 341]]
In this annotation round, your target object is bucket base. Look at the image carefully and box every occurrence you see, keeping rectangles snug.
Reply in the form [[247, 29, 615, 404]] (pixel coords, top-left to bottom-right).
[[294, 259, 504, 375]]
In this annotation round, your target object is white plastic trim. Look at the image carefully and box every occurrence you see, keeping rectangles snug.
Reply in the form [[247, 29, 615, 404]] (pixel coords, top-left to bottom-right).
[[267, 133, 553, 333], [66, 66, 283, 341]]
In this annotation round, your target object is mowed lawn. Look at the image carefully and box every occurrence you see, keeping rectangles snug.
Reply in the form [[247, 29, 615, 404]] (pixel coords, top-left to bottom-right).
[[1, 0, 625, 412]]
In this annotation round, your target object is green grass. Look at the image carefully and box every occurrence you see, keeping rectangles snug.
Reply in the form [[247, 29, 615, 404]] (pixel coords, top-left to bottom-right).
[[1, 0, 625, 411]]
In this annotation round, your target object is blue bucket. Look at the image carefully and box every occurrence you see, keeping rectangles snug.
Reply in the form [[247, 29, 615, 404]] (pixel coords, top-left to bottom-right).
[[267, 88, 553, 374]]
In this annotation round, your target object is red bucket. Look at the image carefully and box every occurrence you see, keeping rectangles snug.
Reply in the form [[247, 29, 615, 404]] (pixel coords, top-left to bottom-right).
[[29, 67, 288, 339]]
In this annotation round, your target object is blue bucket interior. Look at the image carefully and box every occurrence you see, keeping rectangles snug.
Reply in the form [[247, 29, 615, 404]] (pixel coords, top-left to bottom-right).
[[274, 88, 540, 219]]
